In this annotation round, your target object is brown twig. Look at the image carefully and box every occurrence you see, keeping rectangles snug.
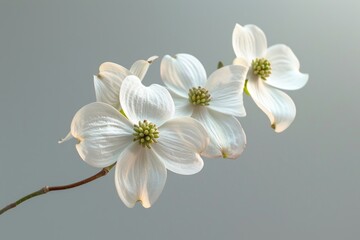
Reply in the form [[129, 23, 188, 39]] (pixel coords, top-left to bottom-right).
[[0, 163, 115, 216]]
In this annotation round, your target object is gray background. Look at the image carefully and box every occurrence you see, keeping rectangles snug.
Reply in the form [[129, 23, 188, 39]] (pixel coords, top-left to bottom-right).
[[0, 1, 359, 239]]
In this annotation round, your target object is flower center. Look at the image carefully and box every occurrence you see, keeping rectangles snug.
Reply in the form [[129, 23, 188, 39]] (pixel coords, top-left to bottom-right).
[[133, 120, 159, 149], [251, 58, 271, 80], [188, 86, 211, 106]]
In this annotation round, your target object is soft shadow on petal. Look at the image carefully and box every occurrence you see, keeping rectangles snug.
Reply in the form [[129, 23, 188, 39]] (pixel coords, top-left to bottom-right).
[[152, 117, 208, 175], [247, 78, 296, 132], [206, 65, 248, 117], [192, 107, 246, 159], [169, 91, 194, 117], [232, 24, 267, 62], [115, 143, 167, 208], [94, 73, 123, 110], [120, 76, 175, 126], [130, 56, 158, 80], [266, 44, 309, 90], [161, 54, 207, 97], [233, 57, 251, 68], [71, 102, 133, 168]]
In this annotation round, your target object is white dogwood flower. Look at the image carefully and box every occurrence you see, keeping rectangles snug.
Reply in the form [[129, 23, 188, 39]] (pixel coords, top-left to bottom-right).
[[94, 56, 158, 110], [59, 56, 158, 144], [64, 76, 209, 208], [161, 53, 247, 159], [232, 24, 309, 132]]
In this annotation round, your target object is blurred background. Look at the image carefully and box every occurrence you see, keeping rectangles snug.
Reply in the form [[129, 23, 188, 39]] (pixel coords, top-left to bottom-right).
[[0, 0, 359, 239]]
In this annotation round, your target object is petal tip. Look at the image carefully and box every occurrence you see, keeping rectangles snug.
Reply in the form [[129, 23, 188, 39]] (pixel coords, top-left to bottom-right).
[[272, 123, 287, 133], [147, 56, 159, 63], [98, 62, 112, 70], [94, 74, 102, 80], [58, 131, 73, 144], [221, 147, 244, 160], [235, 23, 242, 28], [302, 73, 310, 86], [139, 199, 151, 208]]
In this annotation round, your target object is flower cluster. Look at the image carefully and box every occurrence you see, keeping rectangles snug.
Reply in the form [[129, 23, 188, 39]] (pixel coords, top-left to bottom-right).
[[60, 24, 308, 208]]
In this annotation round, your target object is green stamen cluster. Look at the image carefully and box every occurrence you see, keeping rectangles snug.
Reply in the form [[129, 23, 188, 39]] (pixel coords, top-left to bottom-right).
[[252, 58, 272, 80], [133, 120, 159, 149], [188, 86, 211, 106]]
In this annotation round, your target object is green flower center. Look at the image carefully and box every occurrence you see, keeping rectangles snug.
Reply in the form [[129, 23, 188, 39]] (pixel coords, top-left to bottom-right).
[[133, 120, 159, 149], [188, 86, 211, 106], [252, 58, 272, 80]]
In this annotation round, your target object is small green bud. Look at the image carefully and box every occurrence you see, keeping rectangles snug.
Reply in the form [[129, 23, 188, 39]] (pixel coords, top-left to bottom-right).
[[217, 61, 224, 69]]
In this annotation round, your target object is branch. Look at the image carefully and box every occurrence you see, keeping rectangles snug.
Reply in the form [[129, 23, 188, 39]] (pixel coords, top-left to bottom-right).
[[0, 163, 115, 216]]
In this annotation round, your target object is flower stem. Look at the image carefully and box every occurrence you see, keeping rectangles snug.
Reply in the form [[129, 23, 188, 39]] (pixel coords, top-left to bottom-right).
[[0, 163, 116, 216]]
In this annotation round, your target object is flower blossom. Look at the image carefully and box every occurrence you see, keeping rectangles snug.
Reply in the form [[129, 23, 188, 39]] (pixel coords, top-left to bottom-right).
[[161, 53, 248, 159], [232, 24, 309, 132], [63, 76, 209, 208], [94, 56, 158, 110], [59, 56, 158, 144]]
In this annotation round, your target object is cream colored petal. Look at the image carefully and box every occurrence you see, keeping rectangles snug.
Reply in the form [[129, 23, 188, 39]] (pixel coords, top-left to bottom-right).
[[99, 62, 131, 77], [71, 102, 133, 168], [206, 65, 248, 117], [120, 76, 175, 126], [115, 143, 167, 208], [130, 56, 159, 80], [161, 54, 207, 97], [94, 73, 123, 110], [247, 78, 296, 132], [266, 44, 309, 90], [192, 108, 246, 159], [169, 91, 194, 117], [152, 117, 208, 175], [233, 57, 251, 68], [232, 24, 267, 62]]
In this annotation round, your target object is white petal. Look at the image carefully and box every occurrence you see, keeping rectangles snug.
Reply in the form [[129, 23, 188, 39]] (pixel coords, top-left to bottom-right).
[[205, 65, 248, 117], [130, 56, 158, 80], [99, 62, 131, 77], [71, 102, 133, 168], [115, 143, 167, 208], [152, 117, 208, 175], [169, 91, 194, 117], [192, 108, 246, 159], [247, 78, 296, 132], [94, 73, 123, 110], [120, 76, 175, 126], [233, 57, 250, 68], [232, 24, 267, 62], [161, 54, 207, 97], [266, 44, 309, 90]]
